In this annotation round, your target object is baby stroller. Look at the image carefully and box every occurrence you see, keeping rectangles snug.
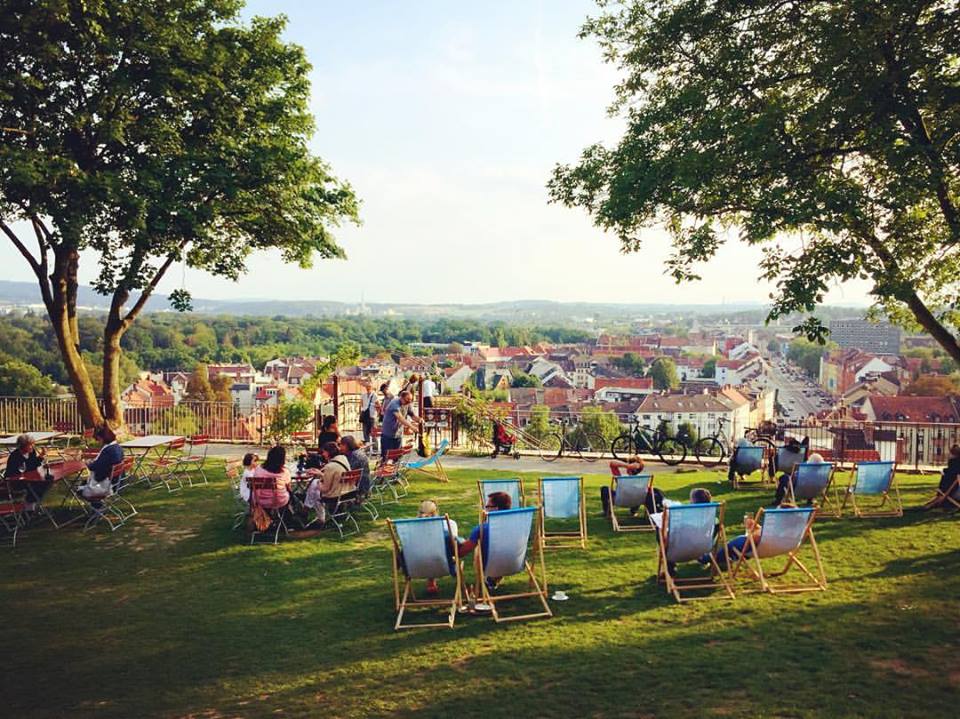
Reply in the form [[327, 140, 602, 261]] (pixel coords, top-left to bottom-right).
[[491, 419, 520, 460]]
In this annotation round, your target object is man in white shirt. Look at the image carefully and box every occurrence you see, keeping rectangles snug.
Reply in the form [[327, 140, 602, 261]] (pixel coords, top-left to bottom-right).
[[358, 380, 378, 447], [421, 375, 437, 408]]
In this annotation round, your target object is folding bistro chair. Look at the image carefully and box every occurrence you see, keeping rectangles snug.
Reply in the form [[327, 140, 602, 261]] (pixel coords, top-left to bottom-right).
[[387, 514, 462, 630], [0, 475, 28, 547], [784, 461, 837, 517], [225, 458, 248, 530], [374, 445, 414, 501], [325, 469, 363, 539], [475, 506, 552, 623], [147, 437, 187, 492], [84, 458, 138, 532], [248, 476, 291, 545], [656, 502, 734, 603], [731, 507, 826, 593], [730, 445, 768, 490], [840, 461, 902, 518], [609, 474, 655, 532], [180, 435, 210, 486], [477, 478, 525, 521], [538, 476, 587, 549], [404, 439, 450, 483]]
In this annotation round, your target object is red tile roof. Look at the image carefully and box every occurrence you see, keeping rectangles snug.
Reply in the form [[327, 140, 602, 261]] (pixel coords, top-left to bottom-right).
[[594, 377, 654, 390], [867, 395, 959, 422]]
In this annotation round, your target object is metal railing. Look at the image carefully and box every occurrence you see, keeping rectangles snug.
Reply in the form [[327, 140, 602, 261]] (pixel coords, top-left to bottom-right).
[[0, 395, 952, 470]]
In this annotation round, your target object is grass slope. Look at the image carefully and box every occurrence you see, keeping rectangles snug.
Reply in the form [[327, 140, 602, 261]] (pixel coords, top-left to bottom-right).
[[1, 466, 958, 718]]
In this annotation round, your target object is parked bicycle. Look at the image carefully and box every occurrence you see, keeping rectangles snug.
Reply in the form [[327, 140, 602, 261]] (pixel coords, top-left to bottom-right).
[[539, 417, 605, 463], [692, 417, 733, 467], [610, 418, 687, 466]]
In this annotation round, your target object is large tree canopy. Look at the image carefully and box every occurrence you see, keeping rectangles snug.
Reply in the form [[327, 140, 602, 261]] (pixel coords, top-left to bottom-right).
[[0, 0, 359, 426], [550, 1, 960, 360]]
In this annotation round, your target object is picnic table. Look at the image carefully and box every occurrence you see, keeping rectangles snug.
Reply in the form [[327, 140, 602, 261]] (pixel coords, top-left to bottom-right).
[[0, 431, 65, 446], [121, 435, 184, 485]]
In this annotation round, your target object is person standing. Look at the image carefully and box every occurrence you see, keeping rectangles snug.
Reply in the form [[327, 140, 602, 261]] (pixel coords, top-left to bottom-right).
[[421, 375, 437, 408], [380, 390, 422, 460], [359, 380, 379, 448]]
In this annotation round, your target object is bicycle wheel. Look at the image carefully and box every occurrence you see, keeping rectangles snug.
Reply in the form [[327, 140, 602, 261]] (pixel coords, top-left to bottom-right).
[[656, 436, 687, 466], [570, 428, 603, 462], [539, 432, 563, 462], [610, 434, 636, 461], [694, 437, 726, 468]]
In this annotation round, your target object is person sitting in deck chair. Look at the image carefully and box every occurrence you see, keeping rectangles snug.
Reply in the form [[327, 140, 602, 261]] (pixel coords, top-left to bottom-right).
[[601, 455, 663, 518], [416, 500, 460, 595], [772, 452, 825, 507], [459, 490, 511, 592], [922, 444, 960, 511], [490, 418, 515, 458], [705, 513, 763, 570]]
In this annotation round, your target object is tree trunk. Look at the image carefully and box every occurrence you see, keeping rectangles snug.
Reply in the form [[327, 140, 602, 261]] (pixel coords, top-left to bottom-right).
[[904, 291, 960, 367], [48, 252, 103, 428], [101, 319, 126, 427]]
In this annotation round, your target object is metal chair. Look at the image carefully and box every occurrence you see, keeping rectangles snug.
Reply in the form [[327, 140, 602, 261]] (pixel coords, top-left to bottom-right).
[[248, 475, 291, 545], [180, 435, 210, 486], [147, 437, 187, 492], [84, 458, 138, 532]]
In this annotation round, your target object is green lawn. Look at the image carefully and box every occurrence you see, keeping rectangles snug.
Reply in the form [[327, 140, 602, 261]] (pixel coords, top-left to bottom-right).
[[2, 464, 958, 718]]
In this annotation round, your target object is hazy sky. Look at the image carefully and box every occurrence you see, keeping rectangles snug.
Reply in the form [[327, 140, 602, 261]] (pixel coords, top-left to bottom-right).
[[2, 0, 872, 307]]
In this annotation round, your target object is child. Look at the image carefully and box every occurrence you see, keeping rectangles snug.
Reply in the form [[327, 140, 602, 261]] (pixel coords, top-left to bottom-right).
[[239, 452, 259, 503], [417, 500, 459, 595]]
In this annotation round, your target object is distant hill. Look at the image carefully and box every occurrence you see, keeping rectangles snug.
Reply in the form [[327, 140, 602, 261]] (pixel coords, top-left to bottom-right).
[[0, 279, 866, 323]]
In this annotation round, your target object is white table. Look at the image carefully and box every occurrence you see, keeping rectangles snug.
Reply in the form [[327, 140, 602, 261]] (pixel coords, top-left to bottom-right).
[[0, 431, 65, 446], [121, 435, 185, 486]]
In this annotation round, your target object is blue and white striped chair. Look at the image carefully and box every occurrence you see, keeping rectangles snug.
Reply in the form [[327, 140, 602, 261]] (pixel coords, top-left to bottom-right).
[[538, 476, 586, 549], [476, 506, 552, 622], [387, 514, 462, 630], [841, 461, 901, 518], [610, 473, 655, 532], [786, 461, 837, 516], [731, 507, 826, 593], [656, 502, 734, 603], [477, 478, 525, 520]]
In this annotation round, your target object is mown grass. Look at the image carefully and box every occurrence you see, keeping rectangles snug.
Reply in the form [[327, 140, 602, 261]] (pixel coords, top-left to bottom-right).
[[2, 464, 958, 718]]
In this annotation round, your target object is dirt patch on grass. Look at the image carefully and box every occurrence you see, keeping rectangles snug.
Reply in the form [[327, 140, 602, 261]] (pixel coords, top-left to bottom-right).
[[125, 517, 198, 550]]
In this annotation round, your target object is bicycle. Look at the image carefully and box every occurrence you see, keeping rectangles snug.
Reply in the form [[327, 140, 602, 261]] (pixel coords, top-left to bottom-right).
[[694, 418, 778, 468], [610, 418, 687, 466], [538, 418, 605, 463]]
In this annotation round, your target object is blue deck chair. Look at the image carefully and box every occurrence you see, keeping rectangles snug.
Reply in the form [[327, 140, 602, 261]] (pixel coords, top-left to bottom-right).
[[840, 461, 901, 518], [477, 478, 525, 520], [730, 445, 769, 490], [405, 439, 450, 483], [387, 514, 462, 630], [476, 507, 552, 622], [769, 444, 808, 479], [785, 462, 837, 516], [656, 502, 734, 603], [731, 507, 826, 593], [538, 476, 587, 549], [610, 473, 655, 532]]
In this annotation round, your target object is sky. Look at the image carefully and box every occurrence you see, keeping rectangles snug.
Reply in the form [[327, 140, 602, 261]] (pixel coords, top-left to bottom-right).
[[1, 0, 872, 307]]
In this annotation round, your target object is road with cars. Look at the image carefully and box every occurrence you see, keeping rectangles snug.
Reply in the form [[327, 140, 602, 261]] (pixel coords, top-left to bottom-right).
[[766, 359, 834, 421]]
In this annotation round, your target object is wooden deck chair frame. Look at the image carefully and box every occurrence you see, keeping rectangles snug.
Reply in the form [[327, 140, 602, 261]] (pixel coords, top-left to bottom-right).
[[924, 476, 960, 510], [405, 439, 451, 483], [387, 514, 463, 630], [840, 461, 902, 518], [609, 474, 655, 532], [731, 507, 827, 594], [656, 502, 735, 603], [476, 478, 526, 523], [475, 507, 552, 623], [537, 476, 587, 549], [784, 462, 839, 518], [731, 445, 771, 490]]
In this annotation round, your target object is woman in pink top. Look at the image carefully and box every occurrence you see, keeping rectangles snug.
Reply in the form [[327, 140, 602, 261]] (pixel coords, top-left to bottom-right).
[[252, 445, 291, 510]]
